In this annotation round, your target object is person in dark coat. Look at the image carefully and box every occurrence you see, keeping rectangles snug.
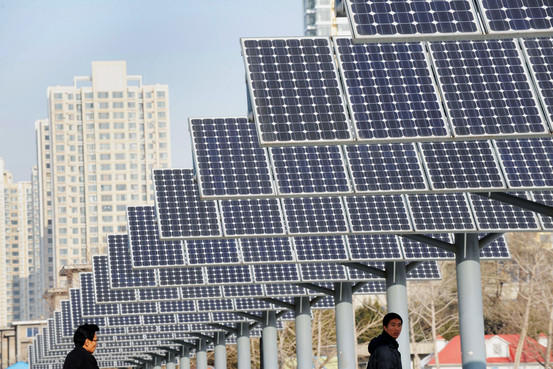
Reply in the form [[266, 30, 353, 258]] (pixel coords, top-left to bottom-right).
[[63, 323, 100, 369], [367, 312, 403, 369]]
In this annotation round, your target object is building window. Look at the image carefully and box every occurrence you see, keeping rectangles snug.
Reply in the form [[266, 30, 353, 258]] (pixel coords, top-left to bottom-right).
[[112, 91, 123, 98], [97, 92, 109, 98], [157, 91, 165, 98]]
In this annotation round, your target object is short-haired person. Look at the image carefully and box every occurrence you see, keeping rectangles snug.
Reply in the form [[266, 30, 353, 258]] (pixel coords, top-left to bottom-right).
[[63, 323, 100, 369], [367, 313, 403, 369]]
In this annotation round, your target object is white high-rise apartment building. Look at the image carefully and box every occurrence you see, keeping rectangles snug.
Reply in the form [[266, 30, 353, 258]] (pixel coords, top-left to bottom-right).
[[304, 0, 351, 36], [36, 61, 171, 295], [0, 159, 43, 325]]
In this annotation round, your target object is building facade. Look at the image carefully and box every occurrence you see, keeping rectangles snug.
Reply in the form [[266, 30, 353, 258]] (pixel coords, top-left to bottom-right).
[[36, 61, 172, 300], [304, 0, 351, 36]]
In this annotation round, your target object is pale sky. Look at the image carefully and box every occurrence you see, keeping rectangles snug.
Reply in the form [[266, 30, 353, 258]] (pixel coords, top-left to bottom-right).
[[0, 0, 304, 182]]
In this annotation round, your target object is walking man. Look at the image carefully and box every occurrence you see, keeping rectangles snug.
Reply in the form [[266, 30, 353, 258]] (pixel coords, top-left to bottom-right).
[[367, 312, 403, 369]]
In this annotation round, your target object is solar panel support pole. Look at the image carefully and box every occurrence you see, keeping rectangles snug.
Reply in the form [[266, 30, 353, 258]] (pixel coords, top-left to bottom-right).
[[179, 346, 190, 369], [334, 282, 357, 369], [385, 262, 411, 369], [214, 331, 227, 369], [196, 339, 208, 369], [295, 296, 314, 369], [166, 351, 177, 369], [237, 322, 251, 369], [455, 233, 486, 369], [152, 356, 162, 369], [261, 311, 278, 369]]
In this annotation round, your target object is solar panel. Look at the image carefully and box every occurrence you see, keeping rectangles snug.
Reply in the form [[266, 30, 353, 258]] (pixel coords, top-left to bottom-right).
[[159, 300, 196, 314], [181, 286, 223, 299], [252, 264, 301, 283], [93, 255, 138, 303], [157, 267, 205, 286], [400, 234, 454, 259], [521, 38, 553, 129], [345, 144, 429, 193], [239, 237, 295, 263], [185, 239, 241, 266], [300, 263, 349, 282], [189, 117, 276, 198], [80, 273, 120, 317], [429, 39, 548, 138], [127, 206, 186, 267], [241, 37, 353, 145], [269, 145, 352, 195], [344, 195, 412, 232], [354, 281, 387, 294], [282, 197, 349, 235], [293, 236, 349, 262], [205, 265, 253, 285], [530, 191, 553, 229], [407, 193, 477, 232], [494, 139, 553, 189], [468, 192, 541, 231], [264, 284, 311, 297], [219, 199, 286, 237], [407, 261, 441, 279], [343, 0, 482, 41], [222, 284, 265, 298], [346, 235, 403, 260], [419, 141, 506, 190], [154, 169, 222, 239], [138, 288, 180, 302], [477, 0, 553, 34], [107, 234, 157, 289], [479, 233, 511, 259], [334, 38, 450, 141]]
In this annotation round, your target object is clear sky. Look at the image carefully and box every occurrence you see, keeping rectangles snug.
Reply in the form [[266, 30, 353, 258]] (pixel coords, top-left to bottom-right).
[[0, 0, 304, 182]]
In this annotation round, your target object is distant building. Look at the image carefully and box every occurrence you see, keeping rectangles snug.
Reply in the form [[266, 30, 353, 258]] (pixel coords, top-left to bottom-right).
[[36, 61, 172, 309], [422, 334, 551, 369], [304, 0, 351, 36]]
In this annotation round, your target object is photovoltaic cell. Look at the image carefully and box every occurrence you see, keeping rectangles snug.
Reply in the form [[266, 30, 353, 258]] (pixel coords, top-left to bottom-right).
[[477, 0, 553, 34], [469, 192, 541, 231], [407, 261, 441, 279], [344, 195, 412, 233], [205, 265, 253, 285], [293, 236, 349, 262], [222, 284, 265, 298], [346, 235, 403, 260], [494, 139, 553, 189], [479, 234, 511, 259], [107, 234, 157, 289], [429, 39, 548, 138], [345, 144, 429, 193], [269, 146, 352, 195], [401, 234, 454, 260], [283, 197, 349, 235], [80, 273, 119, 317], [264, 284, 311, 297], [419, 141, 506, 190], [355, 281, 387, 294], [189, 117, 276, 198], [521, 38, 553, 129], [253, 264, 301, 283], [300, 263, 348, 282], [530, 191, 553, 229], [158, 267, 205, 286], [241, 37, 353, 145], [181, 286, 222, 299], [407, 193, 477, 232], [334, 38, 450, 141], [185, 239, 241, 266], [219, 199, 285, 236], [159, 300, 196, 314], [138, 288, 180, 302], [344, 0, 481, 40], [239, 238, 295, 263], [153, 169, 222, 239], [127, 206, 186, 267], [92, 256, 136, 303]]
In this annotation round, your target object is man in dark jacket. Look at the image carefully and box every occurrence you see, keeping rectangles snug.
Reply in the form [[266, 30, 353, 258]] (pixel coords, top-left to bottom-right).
[[367, 312, 403, 369], [63, 323, 100, 369]]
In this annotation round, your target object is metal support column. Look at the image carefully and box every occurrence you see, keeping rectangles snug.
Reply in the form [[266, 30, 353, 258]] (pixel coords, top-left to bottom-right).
[[385, 261, 411, 369], [152, 356, 162, 369], [166, 351, 177, 369], [237, 322, 251, 369], [262, 311, 279, 369], [295, 296, 314, 369], [196, 339, 208, 369], [455, 234, 486, 369], [214, 331, 227, 369], [179, 346, 190, 369], [334, 282, 357, 369]]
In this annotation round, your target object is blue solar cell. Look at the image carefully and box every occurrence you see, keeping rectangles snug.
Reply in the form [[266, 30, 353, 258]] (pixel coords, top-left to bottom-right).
[[158, 267, 205, 286], [334, 38, 450, 140], [253, 264, 301, 283], [293, 236, 349, 262], [143, 314, 177, 325], [223, 284, 265, 298], [178, 313, 211, 323], [530, 191, 553, 229], [478, 0, 553, 33], [185, 239, 240, 266], [345, 0, 481, 39], [159, 300, 196, 314], [106, 234, 157, 289], [269, 145, 352, 195], [407, 193, 476, 231], [283, 197, 349, 235], [345, 144, 429, 193], [300, 263, 348, 282], [407, 261, 441, 279], [205, 265, 253, 285], [400, 234, 454, 260], [127, 206, 186, 267], [91, 257, 136, 303], [419, 141, 506, 190], [189, 117, 276, 197], [354, 281, 387, 294], [235, 298, 273, 311], [239, 238, 295, 263], [211, 313, 247, 323], [120, 302, 157, 316], [138, 288, 180, 302], [521, 38, 553, 129], [345, 195, 412, 232], [264, 284, 310, 297], [346, 235, 403, 260], [181, 286, 222, 299], [220, 199, 286, 237], [469, 192, 541, 231], [153, 169, 222, 239], [479, 234, 511, 259], [242, 37, 352, 145], [198, 299, 235, 312], [80, 273, 119, 317], [430, 40, 548, 137], [494, 139, 553, 189]]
